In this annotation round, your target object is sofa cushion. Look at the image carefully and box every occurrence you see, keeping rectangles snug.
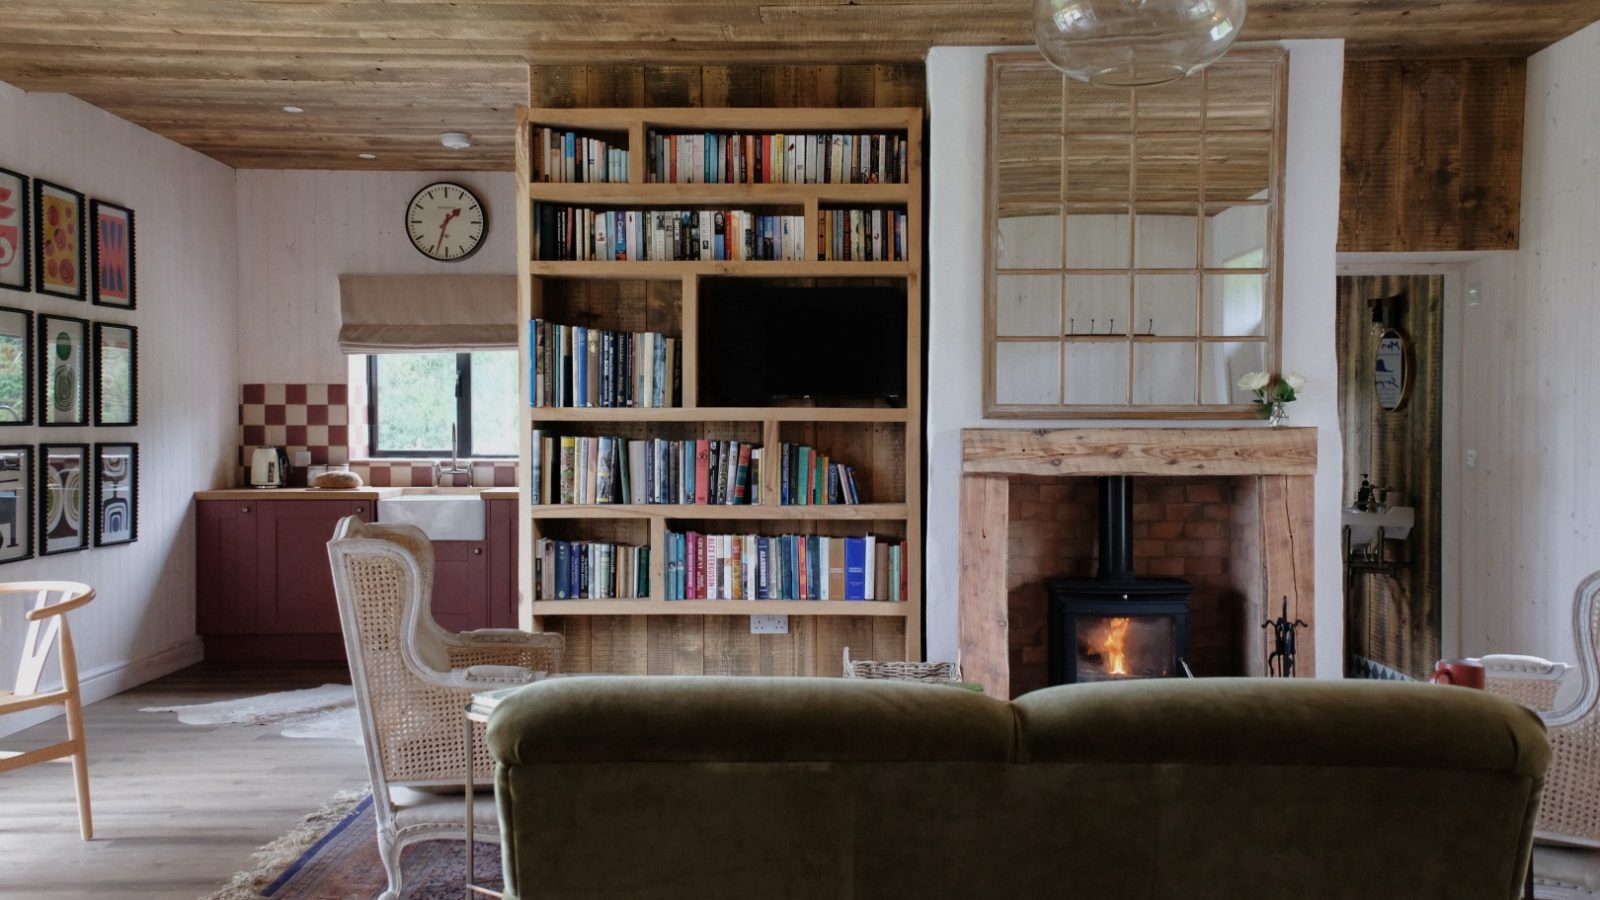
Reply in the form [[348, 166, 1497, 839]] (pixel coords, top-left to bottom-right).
[[487, 675, 1016, 765], [1014, 679, 1550, 776]]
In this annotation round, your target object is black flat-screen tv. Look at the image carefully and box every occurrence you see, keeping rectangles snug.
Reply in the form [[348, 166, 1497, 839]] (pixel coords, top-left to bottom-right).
[[698, 285, 908, 407]]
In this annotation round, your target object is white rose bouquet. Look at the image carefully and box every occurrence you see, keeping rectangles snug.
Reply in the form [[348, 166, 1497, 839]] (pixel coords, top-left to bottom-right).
[[1237, 371, 1305, 423]]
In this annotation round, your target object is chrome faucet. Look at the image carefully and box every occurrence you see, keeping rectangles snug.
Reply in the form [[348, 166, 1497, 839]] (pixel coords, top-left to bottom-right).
[[434, 423, 473, 487]]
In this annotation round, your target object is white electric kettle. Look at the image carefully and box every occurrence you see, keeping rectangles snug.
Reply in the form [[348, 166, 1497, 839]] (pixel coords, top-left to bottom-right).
[[249, 447, 289, 488]]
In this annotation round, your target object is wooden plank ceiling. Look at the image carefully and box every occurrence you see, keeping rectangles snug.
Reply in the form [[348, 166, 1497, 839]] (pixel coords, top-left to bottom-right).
[[1, 1, 1597, 171]]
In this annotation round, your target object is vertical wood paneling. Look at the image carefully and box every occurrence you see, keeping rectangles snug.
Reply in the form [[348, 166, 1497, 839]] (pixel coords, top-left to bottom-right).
[[1336, 275, 1444, 679], [0, 84, 237, 736], [1338, 58, 1525, 252], [958, 475, 1010, 697]]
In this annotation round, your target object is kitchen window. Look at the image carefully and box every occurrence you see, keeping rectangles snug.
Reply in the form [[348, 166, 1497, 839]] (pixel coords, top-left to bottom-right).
[[366, 351, 518, 458]]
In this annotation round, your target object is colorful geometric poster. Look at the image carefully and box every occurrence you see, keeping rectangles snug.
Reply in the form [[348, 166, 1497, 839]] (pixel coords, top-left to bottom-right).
[[39, 315, 87, 425], [95, 443, 137, 546], [91, 200, 135, 308], [42, 444, 88, 555], [0, 446, 33, 563], [35, 180, 84, 301], [0, 168, 28, 292]]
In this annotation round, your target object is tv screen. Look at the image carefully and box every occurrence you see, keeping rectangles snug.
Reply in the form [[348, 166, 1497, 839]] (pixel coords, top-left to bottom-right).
[[698, 285, 908, 407]]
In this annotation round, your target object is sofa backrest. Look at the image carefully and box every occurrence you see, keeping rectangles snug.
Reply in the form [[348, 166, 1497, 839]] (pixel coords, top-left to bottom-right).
[[488, 676, 1548, 900]]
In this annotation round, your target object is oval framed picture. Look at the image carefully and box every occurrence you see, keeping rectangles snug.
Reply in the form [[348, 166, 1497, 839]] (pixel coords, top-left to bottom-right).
[[1374, 328, 1412, 412]]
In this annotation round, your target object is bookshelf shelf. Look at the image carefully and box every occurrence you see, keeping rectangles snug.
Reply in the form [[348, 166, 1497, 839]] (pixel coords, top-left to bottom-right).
[[529, 503, 909, 521], [532, 599, 911, 617], [518, 104, 924, 664]]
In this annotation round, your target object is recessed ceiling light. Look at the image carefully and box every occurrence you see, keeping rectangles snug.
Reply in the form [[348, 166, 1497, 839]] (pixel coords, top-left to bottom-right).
[[282, 105, 304, 114], [357, 153, 377, 160], [440, 132, 472, 150]]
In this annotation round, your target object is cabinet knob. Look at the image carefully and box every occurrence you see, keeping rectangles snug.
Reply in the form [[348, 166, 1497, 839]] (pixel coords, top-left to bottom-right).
[[354, 506, 366, 515], [473, 547, 483, 556], [241, 506, 250, 513]]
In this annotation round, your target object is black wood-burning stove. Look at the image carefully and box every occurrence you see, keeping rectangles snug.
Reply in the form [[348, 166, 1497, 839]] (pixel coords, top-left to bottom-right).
[[1047, 476, 1193, 684]]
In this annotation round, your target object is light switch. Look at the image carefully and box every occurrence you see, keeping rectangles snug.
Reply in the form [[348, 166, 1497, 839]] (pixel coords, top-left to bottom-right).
[[1466, 449, 1478, 468], [1467, 284, 1481, 307]]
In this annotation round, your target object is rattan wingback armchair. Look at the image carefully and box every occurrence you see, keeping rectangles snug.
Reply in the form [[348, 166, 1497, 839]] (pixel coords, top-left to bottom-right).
[[328, 515, 562, 900], [1480, 570, 1600, 899]]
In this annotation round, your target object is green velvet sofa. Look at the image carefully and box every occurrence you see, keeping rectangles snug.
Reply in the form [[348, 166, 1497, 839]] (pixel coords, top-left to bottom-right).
[[487, 676, 1549, 900]]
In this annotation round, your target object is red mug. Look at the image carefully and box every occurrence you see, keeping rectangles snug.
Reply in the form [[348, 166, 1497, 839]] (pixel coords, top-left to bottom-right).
[[1429, 659, 1486, 689]]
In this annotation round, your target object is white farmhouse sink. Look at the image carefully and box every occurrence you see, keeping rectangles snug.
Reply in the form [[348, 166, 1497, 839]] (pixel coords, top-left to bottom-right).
[[1342, 506, 1415, 545], [378, 491, 485, 541]]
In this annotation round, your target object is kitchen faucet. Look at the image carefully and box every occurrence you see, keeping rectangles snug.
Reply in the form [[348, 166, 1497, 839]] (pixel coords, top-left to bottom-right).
[[434, 423, 473, 487]]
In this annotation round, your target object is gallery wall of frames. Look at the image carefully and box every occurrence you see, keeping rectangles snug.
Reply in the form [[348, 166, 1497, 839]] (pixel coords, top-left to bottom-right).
[[0, 164, 139, 562]]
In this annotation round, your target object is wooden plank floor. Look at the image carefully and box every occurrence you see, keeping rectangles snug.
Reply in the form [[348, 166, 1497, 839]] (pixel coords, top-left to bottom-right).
[[0, 663, 369, 900]]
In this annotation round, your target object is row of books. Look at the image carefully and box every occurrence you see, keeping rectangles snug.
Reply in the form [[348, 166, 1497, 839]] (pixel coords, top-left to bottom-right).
[[528, 320, 677, 409], [665, 531, 908, 601], [779, 442, 862, 506], [535, 205, 807, 262], [645, 132, 909, 186], [532, 434, 762, 506], [533, 539, 651, 600], [817, 208, 909, 262], [534, 128, 629, 183]]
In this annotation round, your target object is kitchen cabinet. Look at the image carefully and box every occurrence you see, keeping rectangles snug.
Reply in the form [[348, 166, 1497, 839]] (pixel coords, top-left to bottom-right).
[[196, 493, 518, 663]]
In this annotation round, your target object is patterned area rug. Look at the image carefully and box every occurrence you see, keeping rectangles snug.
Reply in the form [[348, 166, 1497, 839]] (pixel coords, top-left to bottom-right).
[[203, 791, 503, 900]]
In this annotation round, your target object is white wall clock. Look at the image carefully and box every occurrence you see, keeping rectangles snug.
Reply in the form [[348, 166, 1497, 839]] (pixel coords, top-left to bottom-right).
[[405, 181, 487, 262]]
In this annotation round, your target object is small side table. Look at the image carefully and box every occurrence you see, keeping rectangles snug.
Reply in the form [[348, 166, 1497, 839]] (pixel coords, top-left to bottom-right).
[[465, 687, 519, 899]]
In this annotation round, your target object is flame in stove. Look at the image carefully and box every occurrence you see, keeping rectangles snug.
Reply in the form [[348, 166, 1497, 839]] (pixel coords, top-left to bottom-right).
[[1103, 617, 1131, 676]]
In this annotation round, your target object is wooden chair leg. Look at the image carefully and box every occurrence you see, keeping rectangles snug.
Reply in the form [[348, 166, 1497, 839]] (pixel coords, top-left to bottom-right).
[[60, 634, 91, 840]]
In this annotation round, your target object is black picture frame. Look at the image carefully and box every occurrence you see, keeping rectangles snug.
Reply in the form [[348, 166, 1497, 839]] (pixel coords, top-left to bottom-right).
[[39, 443, 89, 556], [93, 322, 137, 426], [93, 443, 137, 547], [0, 166, 29, 293], [33, 179, 86, 301], [38, 313, 89, 426], [89, 199, 136, 309], [0, 307, 32, 426], [0, 445, 34, 564]]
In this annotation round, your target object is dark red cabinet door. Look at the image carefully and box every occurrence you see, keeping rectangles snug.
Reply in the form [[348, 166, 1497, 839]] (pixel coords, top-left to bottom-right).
[[432, 541, 490, 632], [256, 500, 371, 634], [486, 499, 519, 629], [196, 500, 259, 634]]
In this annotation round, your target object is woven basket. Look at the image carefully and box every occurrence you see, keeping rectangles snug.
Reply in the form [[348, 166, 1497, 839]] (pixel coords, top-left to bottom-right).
[[842, 648, 961, 683]]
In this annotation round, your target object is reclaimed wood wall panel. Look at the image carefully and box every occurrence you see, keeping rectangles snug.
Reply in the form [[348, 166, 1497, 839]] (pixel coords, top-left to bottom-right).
[[1339, 58, 1526, 252]]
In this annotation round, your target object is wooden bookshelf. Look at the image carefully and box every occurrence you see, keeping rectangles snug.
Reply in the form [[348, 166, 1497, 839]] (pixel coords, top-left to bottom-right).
[[516, 105, 924, 664]]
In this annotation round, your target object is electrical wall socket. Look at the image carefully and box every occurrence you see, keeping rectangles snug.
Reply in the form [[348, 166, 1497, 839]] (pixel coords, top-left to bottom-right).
[[750, 614, 789, 635], [1466, 449, 1478, 468]]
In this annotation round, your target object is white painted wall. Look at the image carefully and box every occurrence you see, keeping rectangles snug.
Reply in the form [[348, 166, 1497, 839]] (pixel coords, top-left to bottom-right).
[[1455, 19, 1600, 666], [0, 83, 238, 735], [235, 170, 517, 384], [925, 42, 1346, 676]]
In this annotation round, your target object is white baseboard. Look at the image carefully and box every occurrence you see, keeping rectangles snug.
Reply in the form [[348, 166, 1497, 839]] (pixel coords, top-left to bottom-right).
[[0, 636, 205, 739]]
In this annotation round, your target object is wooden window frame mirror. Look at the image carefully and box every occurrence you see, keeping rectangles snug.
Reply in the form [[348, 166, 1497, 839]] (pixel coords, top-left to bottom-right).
[[984, 48, 1288, 418]]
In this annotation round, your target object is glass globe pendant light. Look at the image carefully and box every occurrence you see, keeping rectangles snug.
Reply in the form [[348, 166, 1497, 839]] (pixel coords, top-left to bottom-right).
[[1033, 0, 1247, 87]]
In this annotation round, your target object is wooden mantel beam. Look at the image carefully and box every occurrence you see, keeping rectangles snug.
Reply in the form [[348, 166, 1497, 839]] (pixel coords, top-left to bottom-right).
[[962, 427, 1318, 478]]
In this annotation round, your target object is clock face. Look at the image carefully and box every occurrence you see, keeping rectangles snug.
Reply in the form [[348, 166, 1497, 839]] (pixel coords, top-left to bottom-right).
[[406, 182, 487, 262]]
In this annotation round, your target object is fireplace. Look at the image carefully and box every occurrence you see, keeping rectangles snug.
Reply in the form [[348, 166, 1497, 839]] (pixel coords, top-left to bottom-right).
[[1047, 476, 1193, 684]]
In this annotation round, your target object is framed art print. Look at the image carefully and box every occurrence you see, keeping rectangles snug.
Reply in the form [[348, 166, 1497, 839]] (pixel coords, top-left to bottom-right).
[[0, 446, 33, 563], [94, 443, 136, 546], [34, 180, 85, 301], [0, 307, 31, 425], [38, 314, 88, 426], [40, 443, 89, 556], [0, 167, 28, 292], [90, 200, 135, 309], [93, 322, 136, 426]]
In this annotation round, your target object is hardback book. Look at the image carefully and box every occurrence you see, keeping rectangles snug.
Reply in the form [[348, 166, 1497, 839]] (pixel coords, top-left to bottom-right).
[[828, 537, 846, 600], [875, 543, 891, 602], [844, 538, 867, 600]]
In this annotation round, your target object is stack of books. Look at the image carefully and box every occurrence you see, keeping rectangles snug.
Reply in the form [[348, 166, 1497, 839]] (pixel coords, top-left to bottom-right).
[[532, 433, 761, 506], [817, 209, 909, 262], [534, 128, 629, 183], [664, 531, 908, 601], [778, 442, 861, 506], [535, 206, 806, 262], [646, 132, 909, 185], [534, 539, 650, 600], [528, 320, 676, 409]]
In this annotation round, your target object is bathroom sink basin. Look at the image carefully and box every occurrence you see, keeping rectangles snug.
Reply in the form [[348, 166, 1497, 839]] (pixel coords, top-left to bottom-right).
[[378, 493, 485, 541], [1342, 506, 1415, 544]]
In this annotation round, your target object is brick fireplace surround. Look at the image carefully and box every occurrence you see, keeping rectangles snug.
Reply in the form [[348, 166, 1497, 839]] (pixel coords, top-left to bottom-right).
[[958, 428, 1318, 698]]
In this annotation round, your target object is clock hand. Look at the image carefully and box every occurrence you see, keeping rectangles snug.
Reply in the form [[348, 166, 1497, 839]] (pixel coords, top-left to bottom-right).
[[434, 208, 462, 254]]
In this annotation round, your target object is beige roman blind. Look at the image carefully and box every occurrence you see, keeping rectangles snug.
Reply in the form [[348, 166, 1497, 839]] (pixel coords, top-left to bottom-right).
[[337, 274, 517, 353]]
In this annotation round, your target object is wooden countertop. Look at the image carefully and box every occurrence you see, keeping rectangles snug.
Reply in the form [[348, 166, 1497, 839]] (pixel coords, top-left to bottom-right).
[[195, 487, 519, 501]]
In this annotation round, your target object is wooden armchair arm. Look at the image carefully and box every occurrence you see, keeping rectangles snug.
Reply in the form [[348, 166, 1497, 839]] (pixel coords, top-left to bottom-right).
[[0, 582, 96, 620]]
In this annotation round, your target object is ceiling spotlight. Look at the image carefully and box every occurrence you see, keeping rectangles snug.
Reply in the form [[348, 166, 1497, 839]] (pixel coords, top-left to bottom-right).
[[282, 105, 304, 113], [440, 132, 472, 150], [358, 153, 378, 160]]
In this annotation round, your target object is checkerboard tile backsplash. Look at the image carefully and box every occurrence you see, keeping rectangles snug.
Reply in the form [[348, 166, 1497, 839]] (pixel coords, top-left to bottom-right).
[[238, 382, 517, 488]]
